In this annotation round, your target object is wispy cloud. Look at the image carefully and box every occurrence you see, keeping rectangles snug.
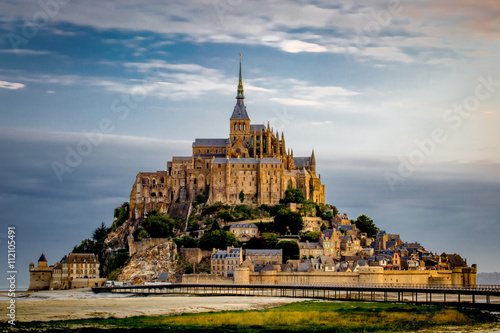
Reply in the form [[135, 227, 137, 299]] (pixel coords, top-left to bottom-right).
[[0, 49, 52, 55], [0, 80, 25, 89]]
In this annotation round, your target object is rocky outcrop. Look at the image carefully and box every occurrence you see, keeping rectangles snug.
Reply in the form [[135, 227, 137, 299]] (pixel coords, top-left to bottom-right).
[[117, 242, 177, 284]]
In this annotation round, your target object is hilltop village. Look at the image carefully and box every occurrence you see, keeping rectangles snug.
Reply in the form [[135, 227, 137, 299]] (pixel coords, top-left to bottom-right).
[[29, 59, 476, 290]]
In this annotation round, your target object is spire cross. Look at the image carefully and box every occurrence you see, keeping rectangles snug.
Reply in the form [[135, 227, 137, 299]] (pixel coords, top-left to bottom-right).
[[237, 54, 244, 99]]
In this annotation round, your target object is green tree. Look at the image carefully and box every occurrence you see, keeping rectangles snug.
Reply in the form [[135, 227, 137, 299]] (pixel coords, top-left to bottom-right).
[[174, 236, 198, 249], [72, 238, 96, 254], [198, 230, 239, 250], [316, 203, 336, 221], [264, 233, 279, 248], [243, 236, 266, 249], [239, 190, 245, 203], [143, 210, 175, 238], [255, 221, 274, 234], [300, 200, 317, 216], [320, 222, 327, 232], [105, 249, 130, 277], [329, 205, 339, 217], [282, 188, 305, 204], [193, 194, 208, 207], [217, 210, 234, 222], [301, 231, 320, 242], [209, 220, 221, 232], [113, 202, 129, 229], [92, 222, 108, 243], [354, 214, 379, 238], [136, 229, 150, 240], [274, 208, 303, 235], [277, 241, 300, 262]]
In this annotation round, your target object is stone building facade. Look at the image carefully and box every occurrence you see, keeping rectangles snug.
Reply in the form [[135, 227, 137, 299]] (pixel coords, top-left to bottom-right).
[[29, 253, 105, 291], [129, 58, 325, 220], [229, 223, 258, 241], [211, 247, 243, 277]]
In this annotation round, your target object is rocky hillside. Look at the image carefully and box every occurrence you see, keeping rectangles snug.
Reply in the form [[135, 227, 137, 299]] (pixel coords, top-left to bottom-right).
[[117, 242, 177, 284]]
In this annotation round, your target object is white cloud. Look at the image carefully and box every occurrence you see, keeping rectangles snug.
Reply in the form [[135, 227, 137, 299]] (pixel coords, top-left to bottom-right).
[[0, 49, 52, 55], [271, 98, 320, 106], [0, 80, 25, 90], [311, 121, 333, 125], [3, 1, 496, 66], [279, 40, 328, 53]]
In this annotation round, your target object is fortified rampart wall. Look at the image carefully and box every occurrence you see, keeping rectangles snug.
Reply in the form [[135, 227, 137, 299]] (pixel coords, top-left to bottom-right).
[[183, 266, 476, 286]]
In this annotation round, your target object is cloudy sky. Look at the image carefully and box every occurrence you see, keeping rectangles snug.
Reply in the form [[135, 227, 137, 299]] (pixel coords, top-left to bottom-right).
[[1, 1, 499, 289]]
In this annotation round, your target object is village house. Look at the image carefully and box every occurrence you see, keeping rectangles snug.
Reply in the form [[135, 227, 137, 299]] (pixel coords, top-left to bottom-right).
[[319, 229, 341, 258], [298, 240, 324, 258], [340, 235, 361, 256], [229, 223, 258, 241], [29, 253, 104, 291], [211, 247, 243, 277], [245, 249, 282, 271]]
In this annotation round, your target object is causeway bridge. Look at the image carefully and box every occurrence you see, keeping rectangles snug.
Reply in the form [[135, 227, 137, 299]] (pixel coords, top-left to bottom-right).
[[92, 283, 500, 309]]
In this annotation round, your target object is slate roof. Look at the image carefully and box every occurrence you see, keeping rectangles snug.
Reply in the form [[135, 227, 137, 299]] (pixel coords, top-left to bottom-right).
[[246, 249, 282, 256], [212, 248, 242, 260], [171, 156, 192, 162], [230, 223, 258, 228], [293, 157, 311, 168], [193, 138, 231, 147], [230, 99, 249, 119], [261, 263, 276, 271], [442, 253, 467, 268], [38, 253, 47, 262], [68, 253, 98, 264], [338, 225, 354, 231], [298, 242, 322, 249], [158, 272, 169, 281], [212, 157, 282, 165], [250, 124, 266, 132], [322, 229, 336, 239]]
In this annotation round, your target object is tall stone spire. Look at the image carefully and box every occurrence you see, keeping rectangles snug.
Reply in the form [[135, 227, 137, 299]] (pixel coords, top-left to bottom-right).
[[236, 53, 244, 100], [230, 54, 249, 120]]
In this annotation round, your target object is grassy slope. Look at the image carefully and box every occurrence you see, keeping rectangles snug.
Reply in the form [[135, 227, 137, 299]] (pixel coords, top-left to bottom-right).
[[4, 300, 497, 333]]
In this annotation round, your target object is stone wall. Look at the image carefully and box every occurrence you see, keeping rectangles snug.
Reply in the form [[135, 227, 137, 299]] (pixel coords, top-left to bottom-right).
[[182, 273, 234, 284], [181, 248, 203, 265], [180, 266, 476, 286], [28, 268, 53, 291], [234, 267, 476, 285], [71, 278, 107, 289], [128, 237, 174, 256]]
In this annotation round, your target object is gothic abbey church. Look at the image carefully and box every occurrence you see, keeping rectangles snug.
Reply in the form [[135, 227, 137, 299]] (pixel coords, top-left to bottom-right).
[[129, 58, 325, 219]]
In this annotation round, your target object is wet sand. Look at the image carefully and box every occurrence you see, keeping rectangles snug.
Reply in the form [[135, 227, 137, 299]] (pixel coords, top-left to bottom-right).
[[0, 289, 309, 322]]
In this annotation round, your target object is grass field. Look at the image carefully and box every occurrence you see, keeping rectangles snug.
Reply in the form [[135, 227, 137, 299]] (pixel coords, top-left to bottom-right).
[[3, 300, 498, 332]]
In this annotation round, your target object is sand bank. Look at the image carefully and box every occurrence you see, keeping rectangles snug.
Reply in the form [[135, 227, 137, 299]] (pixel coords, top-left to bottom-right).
[[1, 289, 309, 322]]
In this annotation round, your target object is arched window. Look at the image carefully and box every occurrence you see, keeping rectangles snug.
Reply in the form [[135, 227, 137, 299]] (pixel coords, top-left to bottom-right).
[[238, 123, 241, 130], [151, 192, 156, 197], [158, 192, 163, 197], [234, 123, 237, 131]]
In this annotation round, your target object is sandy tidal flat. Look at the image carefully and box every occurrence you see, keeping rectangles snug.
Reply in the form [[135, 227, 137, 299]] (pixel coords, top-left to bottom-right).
[[1, 289, 310, 322]]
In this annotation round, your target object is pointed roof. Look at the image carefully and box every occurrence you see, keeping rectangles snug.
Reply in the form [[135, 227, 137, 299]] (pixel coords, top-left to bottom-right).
[[236, 53, 244, 100], [38, 253, 47, 262], [230, 54, 250, 120]]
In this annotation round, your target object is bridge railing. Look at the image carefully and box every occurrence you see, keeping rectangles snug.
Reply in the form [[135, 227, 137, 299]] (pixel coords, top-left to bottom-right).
[[178, 281, 500, 291]]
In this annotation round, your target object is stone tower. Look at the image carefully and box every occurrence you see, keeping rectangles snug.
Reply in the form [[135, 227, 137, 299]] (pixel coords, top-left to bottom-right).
[[228, 54, 251, 158]]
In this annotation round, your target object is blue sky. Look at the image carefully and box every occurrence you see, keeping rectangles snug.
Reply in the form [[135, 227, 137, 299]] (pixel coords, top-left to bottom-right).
[[1, 0, 499, 289]]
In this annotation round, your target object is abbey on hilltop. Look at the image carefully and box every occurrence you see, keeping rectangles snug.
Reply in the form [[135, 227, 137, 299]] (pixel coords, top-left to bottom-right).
[[129, 56, 325, 220]]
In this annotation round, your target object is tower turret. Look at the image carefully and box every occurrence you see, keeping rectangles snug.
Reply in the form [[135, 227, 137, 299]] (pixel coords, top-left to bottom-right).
[[229, 54, 250, 146], [38, 253, 48, 268], [310, 149, 316, 174]]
